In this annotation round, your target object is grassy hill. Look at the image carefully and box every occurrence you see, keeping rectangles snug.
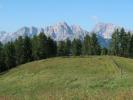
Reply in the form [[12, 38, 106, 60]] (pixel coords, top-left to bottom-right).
[[0, 56, 133, 100]]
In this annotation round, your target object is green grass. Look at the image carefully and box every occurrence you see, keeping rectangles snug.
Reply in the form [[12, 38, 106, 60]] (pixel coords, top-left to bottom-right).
[[0, 56, 133, 100]]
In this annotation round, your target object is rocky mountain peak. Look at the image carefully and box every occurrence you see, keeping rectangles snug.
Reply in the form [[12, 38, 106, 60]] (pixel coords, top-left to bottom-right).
[[92, 23, 118, 39], [0, 22, 130, 47]]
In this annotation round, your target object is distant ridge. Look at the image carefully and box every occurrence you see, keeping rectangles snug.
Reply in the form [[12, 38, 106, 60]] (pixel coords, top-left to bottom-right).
[[0, 22, 131, 47]]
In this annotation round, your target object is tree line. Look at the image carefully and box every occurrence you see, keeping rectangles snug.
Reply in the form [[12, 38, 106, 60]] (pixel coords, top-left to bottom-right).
[[0, 33, 57, 73], [0, 28, 133, 73], [0, 32, 102, 73], [109, 28, 133, 57]]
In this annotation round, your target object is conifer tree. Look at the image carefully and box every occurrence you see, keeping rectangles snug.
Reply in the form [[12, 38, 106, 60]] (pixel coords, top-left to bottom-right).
[[101, 48, 108, 55], [14, 36, 25, 65], [37, 33, 47, 59], [0, 42, 5, 72], [82, 35, 92, 55], [23, 36, 33, 63], [64, 39, 72, 56], [32, 35, 39, 60], [4, 42, 16, 69], [129, 35, 133, 57], [47, 37, 57, 57], [57, 41, 66, 56], [119, 28, 126, 56], [110, 29, 120, 55], [72, 39, 82, 56], [91, 33, 101, 55]]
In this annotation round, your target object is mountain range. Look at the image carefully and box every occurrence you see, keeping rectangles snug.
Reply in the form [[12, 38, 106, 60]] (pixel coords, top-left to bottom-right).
[[0, 22, 128, 47]]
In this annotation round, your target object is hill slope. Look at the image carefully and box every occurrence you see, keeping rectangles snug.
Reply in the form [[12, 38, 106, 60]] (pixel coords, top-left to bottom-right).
[[0, 56, 133, 100]]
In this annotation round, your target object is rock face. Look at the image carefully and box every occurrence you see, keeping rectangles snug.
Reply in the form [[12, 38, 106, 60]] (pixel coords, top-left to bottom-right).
[[91, 23, 119, 47], [0, 27, 43, 43], [44, 22, 74, 41], [92, 23, 119, 39], [43, 22, 88, 41], [0, 22, 127, 47], [0, 22, 88, 43]]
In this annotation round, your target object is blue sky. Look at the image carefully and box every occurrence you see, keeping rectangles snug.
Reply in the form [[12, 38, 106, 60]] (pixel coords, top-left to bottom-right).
[[0, 0, 133, 32]]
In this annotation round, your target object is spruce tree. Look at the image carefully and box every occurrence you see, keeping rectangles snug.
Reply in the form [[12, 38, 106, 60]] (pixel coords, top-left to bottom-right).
[[47, 37, 57, 57], [4, 42, 16, 69], [101, 48, 108, 55], [64, 39, 72, 56], [38, 33, 47, 59], [91, 33, 101, 55], [14, 36, 25, 65], [32, 35, 39, 60], [125, 32, 131, 57], [82, 35, 92, 55], [119, 28, 127, 56], [0, 42, 5, 72], [23, 36, 33, 63], [129, 35, 133, 57], [57, 41, 66, 56], [72, 39, 82, 56], [110, 29, 120, 56]]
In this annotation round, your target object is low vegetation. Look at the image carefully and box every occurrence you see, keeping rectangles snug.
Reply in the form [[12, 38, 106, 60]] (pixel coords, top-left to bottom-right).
[[0, 56, 133, 100]]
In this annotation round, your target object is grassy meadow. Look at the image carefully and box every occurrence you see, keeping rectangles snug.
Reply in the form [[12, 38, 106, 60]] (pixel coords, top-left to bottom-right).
[[0, 56, 133, 100]]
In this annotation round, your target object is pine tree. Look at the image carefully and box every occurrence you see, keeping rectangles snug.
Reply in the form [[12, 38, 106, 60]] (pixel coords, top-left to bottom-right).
[[52, 40, 57, 57], [64, 39, 72, 56], [57, 41, 66, 56], [14, 36, 25, 65], [91, 33, 101, 55], [47, 37, 57, 57], [72, 39, 82, 56], [110, 29, 120, 56], [23, 36, 33, 63], [0, 42, 5, 72], [119, 28, 127, 56], [4, 42, 16, 69], [37, 33, 47, 59], [101, 48, 108, 55], [129, 35, 133, 57], [82, 35, 92, 55], [125, 32, 131, 57], [31, 35, 39, 60]]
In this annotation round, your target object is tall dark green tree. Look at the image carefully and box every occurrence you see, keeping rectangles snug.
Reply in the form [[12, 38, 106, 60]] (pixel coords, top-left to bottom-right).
[[37, 33, 48, 59], [32, 35, 39, 60], [15, 36, 25, 65], [110, 29, 120, 55], [82, 35, 92, 55], [119, 28, 128, 56], [124, 32, 131, 57], [57, 41, 66, 56], [101, 48, 108, 55], [64, 39, 72, 56], [110, 28, 132, 57], [129, 35, 133, 57], [47, 37, 57, 57], [4, 42, 16, 69], [91, 33, 101, 55], [72, 39, 82, 56], [23, 36, 33, 63], [0, 42, 5, 72]]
